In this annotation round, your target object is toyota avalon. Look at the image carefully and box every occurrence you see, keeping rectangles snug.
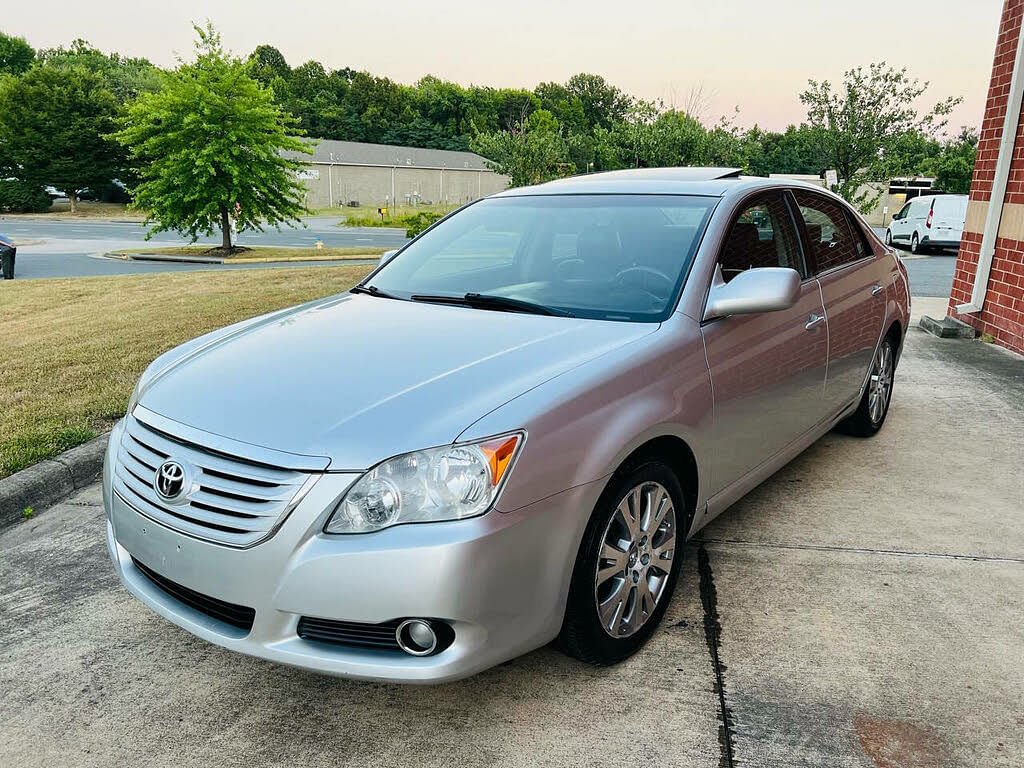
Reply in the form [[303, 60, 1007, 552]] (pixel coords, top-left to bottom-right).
[[104, 168, 910, 682]]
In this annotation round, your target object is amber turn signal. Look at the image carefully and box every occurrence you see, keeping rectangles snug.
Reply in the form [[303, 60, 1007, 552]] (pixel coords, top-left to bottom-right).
[[479, 434, 521, 486]]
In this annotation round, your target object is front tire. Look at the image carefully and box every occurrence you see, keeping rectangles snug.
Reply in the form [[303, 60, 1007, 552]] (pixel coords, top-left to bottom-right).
[[837, 337, 896, 437], [557, 460, 686, 665]]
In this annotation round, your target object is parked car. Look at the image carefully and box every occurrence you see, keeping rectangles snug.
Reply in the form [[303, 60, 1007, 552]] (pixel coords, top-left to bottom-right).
[[885, 193, 968, 254], [103, 168, 910, 683]]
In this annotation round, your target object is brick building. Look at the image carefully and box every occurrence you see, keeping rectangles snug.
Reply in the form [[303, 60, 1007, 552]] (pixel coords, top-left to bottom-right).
[[948, 0, 1024, 353]]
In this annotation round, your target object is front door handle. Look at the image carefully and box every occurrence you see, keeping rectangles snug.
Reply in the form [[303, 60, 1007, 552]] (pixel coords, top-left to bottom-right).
[[806, 313, 825, 331], [871, 284, 884, 296]]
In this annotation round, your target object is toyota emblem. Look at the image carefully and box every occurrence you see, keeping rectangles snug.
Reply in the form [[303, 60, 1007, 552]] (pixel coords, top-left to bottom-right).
[[155, 460, 187, 501]]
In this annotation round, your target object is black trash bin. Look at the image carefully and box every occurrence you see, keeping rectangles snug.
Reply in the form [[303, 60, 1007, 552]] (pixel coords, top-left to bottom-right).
[[0, 234, 14, 279], [0, 243, 14, 280]]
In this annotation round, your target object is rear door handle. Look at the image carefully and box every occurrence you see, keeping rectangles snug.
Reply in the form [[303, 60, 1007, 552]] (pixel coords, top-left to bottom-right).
[[806, 313, 825, 331], [871, 284, 884, 296]]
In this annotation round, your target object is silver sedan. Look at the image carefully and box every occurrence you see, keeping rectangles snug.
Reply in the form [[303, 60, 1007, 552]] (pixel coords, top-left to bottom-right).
[[103, 168, 910, 682]]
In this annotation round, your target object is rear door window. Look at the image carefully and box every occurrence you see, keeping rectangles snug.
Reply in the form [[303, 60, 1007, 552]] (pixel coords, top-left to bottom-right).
[[792, 191, 865, 274]]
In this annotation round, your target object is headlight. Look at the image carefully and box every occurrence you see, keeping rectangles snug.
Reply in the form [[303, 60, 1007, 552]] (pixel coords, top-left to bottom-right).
[[324, 432, 524, 534]]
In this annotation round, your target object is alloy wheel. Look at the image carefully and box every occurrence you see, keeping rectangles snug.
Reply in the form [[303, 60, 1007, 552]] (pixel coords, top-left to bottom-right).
[[868, 342, 894, 425], [594, 481, 676, 638]]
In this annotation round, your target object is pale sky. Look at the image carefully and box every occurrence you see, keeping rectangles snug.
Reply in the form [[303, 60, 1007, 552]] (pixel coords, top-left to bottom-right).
[[3, 0, 1003, 132]]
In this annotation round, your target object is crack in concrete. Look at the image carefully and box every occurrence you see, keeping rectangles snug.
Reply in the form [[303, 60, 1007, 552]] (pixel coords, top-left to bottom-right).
[[698, 537, 1024, 565], [698, 543, 736, 768]]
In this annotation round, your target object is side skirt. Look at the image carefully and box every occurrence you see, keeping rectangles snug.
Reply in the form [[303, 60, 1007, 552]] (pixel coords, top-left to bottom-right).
[[689, 401, 858, 535]]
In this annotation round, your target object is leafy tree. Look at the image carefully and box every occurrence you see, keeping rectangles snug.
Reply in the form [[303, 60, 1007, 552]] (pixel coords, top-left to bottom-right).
[[745, 124, 828, 177], [535, 81, 587, 133], [565, 73, 631, 131], [800, 62, 961, 208], [0, 180, 52, 213], [923, 128, 978, 194], [873, 129, 941, 181], [0, 31, 34, 75], [0, 64, 119, 211], [471, 116, 568, 187], [248, 44, 291, 85], [40, 40, 160, 100], [591, 99, 659, 169], [116, 24, 310, 250], [703, 112, 748, 167]]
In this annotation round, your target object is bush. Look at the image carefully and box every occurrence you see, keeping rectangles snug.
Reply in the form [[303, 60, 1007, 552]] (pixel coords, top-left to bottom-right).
[[404, 211, 443, 237], [0, 180, 52, 213]]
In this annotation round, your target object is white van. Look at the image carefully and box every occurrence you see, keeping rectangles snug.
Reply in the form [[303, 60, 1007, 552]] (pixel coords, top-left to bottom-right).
[[885, 194, 968, 254]]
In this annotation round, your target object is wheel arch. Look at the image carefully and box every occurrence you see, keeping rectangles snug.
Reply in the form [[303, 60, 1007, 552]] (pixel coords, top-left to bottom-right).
[[606, 434, 700, 538]]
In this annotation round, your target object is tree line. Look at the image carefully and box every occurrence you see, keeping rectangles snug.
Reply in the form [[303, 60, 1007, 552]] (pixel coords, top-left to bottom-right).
[[0, 26, 978, 223]]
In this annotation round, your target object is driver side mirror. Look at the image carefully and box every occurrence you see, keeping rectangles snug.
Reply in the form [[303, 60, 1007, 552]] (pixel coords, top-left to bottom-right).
[[379, 249, 399, 265], [703, 266, 801, 321]]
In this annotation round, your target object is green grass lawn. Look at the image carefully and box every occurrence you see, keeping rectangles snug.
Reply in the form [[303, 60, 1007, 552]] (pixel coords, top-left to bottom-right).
[[107, 245, 388, 261], [0, 265, 373, 478]]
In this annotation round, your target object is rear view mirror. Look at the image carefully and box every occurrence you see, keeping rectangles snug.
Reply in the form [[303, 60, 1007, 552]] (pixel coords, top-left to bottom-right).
[[380, 249, 399, 265], [703, 267, 801, 321]]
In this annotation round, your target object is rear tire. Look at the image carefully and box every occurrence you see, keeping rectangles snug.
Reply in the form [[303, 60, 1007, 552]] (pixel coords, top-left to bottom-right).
[[837, 337, 896, 437], [556, 460, 686, 665], [910, 232, 924, 255], [884, 229, 892, 246]]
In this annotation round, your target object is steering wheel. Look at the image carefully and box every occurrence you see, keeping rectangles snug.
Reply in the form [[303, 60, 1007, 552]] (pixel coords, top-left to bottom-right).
[[614, 265, 674, 297]]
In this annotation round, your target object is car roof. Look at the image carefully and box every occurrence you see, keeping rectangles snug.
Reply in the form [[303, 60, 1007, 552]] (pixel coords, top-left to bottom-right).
[[913, 193, 968, 203], [491, 167, 834, 200]]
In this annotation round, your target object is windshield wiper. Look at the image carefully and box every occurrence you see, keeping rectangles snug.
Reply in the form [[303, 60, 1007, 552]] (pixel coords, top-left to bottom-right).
[[350, 284, 401, 300], [410, 292, 571, 317]]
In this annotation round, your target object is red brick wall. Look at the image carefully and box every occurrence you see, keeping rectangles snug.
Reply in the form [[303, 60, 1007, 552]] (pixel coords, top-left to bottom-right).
[[949, 0, 1024, 353]]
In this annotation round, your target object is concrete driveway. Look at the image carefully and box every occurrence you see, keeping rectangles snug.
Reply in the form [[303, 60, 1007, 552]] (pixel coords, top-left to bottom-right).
[[0, 299, 1021, 767]]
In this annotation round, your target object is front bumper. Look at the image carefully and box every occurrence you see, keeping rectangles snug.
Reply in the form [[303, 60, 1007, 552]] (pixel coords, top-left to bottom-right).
[[103, 420, 598, 683]]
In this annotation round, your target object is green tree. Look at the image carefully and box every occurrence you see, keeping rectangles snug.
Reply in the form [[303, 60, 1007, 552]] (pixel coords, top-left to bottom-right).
[[0, 64, 119, 211], [471, 116, 568, 187], [744, 124, 828, 177], [40, 40, 160, 100], [565, 73, 631, 131], [248, 44, 291, 85], [0, 31, 34, 75], [800, 62, 961, 209], [923, 128, 978, 194], [117, 24, 310, 250]]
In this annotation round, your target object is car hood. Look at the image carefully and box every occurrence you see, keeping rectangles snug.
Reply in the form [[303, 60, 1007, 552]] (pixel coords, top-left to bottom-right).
[[138, 293, 656, 469]]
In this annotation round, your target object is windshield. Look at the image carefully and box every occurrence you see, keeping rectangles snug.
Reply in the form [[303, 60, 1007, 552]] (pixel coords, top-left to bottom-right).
[[365, 194, 717, 322]]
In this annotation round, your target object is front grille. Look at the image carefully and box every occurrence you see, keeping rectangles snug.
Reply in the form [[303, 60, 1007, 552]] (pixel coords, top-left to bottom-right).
[[297, 616, 403, 651], [113, 415, 312, 547], [132, 557, 256, 631]]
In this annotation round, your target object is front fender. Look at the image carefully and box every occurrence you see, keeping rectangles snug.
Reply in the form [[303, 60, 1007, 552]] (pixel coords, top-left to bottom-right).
[[458, 314, 713, 519]]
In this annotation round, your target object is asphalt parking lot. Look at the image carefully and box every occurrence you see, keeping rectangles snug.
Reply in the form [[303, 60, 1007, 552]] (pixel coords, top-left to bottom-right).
[[0, 216, 406, 279], [1, 298, 1021, 767]]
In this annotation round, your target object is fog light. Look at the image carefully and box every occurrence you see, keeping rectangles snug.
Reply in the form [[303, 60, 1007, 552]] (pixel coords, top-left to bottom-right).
[[396, 619, 438, 656]]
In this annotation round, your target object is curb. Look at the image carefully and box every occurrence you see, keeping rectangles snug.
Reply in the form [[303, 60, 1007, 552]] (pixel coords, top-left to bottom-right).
[[0, 433, 109, 532], [919, 314, 977, 339], [113, 252, 222, 264], [107, 252, 383, 265]]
